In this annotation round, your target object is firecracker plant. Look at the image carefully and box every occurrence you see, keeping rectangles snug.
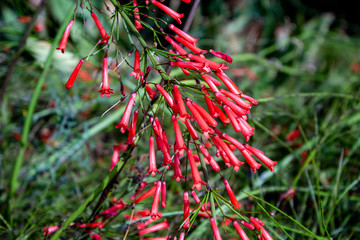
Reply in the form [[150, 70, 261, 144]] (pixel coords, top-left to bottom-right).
[[45, 0, 279, 239]]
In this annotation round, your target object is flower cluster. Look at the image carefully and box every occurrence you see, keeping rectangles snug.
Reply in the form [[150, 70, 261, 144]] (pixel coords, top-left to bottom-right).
[[51, 0, 278, 239]]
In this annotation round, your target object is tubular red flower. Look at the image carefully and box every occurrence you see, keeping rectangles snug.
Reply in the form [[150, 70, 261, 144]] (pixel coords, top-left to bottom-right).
[[186, 98, 214, 139], [238, 118, 254, 141], [156, 136, 172, 166], [222, 133, 245, 151], [172, 115, 186, 156], [187, 150, 206, 190], [110, 145, 121, 172], [191, 101, 217, 127], [165, 36, 188, 56], [135, 185, 157, 204], [147, 136, 160, 176], [133, 0, 144, 31], [187, 53, 228, 71], [130, 181, 147, 200], [146, 84, 157, 99], [233, 221, 250, 240], [156, 84, 178, 113], [169, 24, 198, 43], [213, 104, 230, 125], [211, 135, 231, 167], [173, 85, 189, 122], [91, 12, 110, 44], [215, 92, 249, 116], [214, 135, 244, 171], [191, 190, 205, 212], [161, 181, 167, 208], [56, 20, 73, 53], [223, 105, 241, 132], [184, 119, 199, 140], [210, 49, 233, 64], [201, 85, 218, 118], [99, 57, 114, 97], [215, 71, 242, 95], [131, 50, 144, 80], [115, 92, 137, 133], [172, 152, 185, 181], [66, 59, 84, 89], [126, 109, 139, 146], [139, 220, 169, 235], [152, 117, 163, 138], [183, 191, 190, 229], [201, 74, 220, 93], [220, 89, 252, 110], [222, 177, 241, 209], [175, 35, 207, 54], [210, 218, 222, 240], [150, 181, 162, 219], [240, 148, 262, 173], [241, 220, 255, 230], [241, 93, 258, 105], [245, 145, 277, 171], [170, 61, 210, 72], [199, 145, 220, 172], [151, 0, 184, 24], [249, 217, 273, 240]]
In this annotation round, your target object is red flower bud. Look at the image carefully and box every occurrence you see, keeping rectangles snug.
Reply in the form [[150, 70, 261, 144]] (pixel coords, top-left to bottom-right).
[[91, 12, 110, 44], [125, 109, 139, 146], [139, 219, 169, 235], [156, 84, 178, 113], [210, 218, 222, 240], [175, 35, 207, 54], [150, 181, 162, 219], [135, 185, 156, 204], [172, 152, 185, 181], [133, 0, 144, 31], [191, 101, 217, 127], [115, 92, 137, 133], [146, 84, 157, 99], [233, 221, 249, 240], [169, 24, 198, 43], [184, 119, 199, 140], [220, 89, 252, 110], [222, 177, 241, 209], [245, 145, 277, 171], [161, 181, 167, 208], [110, 145, 121, 172], [147, 136, 160, 176], [173, 85, 189, 122], [213, 104, 230, 125], [66, 59, 84, 89], [151, 0, 184, 24], [183, 191, 190, 229], [165, 36, 188, 56], [187, 150, 206, 190], [186, 99, 214, 139], [214, 135, 244, 171], [191, 190, 205, 212], [187, 53, 228, 71], [215, 71, 242, 95], [210, 49, 233, 64], [56, 20, 73, 53], [199, 145, 220, 171], [172, 115, 186, 156]]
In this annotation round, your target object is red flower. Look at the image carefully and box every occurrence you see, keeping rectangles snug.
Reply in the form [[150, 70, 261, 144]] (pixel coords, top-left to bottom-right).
[[133, 0, 144, 31], [213, 104, 230, 125], [135, 185, 156, 204], [138, 219, 169, 235], [201, 74, 220, 93], [146, 84, 157, 99], [210, 49, 233, 64], [191, 190, 205, 212], [91, 12, 110, 44], [286, 129, 300, 141], [99, 57, 114, 97], [130, 50, 144, 80], [147, 136, 160, 176], [214, 135, 244, 171], [183, 191, 190, 229], [223, 105, 241, 132], [115, 93, 137, 133], [161, 181, 167, 208], [56, 20, 73, 53], [168, 24, 198, 43], [184, 119, 199, 140], [170, 61, 210, 73], [199, 145, 220, 171], [250, 217, 273, 240], [173, 85, 189, 122], [156, 84, 178, 113], [215, 71, 242, 95], [201, 85, 218, 118], [151, 0, 184, 24], [240, 148, 262, 173], [187, 53, 228, 71], [175, 35, 207, 54], [172, 115, 186, 156], [126, 109, 138, 146], [130, 181, 147, 200], [233, 221, 249, 240], [66, 59, 84, 89], [220, 89, 252, 110], [186, 98, 214, 139], [222, 177, 241, 209], [172, 152, 185, 181], [241, 220, 255, 230], [150, 181, 162, 219], [210, 218, 222, 240], [245, 145, 277, 171], [110, 145, 121, 172], [215, 92, 248, 116], [187, 150, 206, 190], [43, 225, 59, 236], [165, 36, 188, 56], [191, 101, 217, 127]]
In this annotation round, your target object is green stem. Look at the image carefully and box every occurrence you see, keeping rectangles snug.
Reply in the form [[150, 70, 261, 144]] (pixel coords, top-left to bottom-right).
[[8, 6, 75, 220]]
